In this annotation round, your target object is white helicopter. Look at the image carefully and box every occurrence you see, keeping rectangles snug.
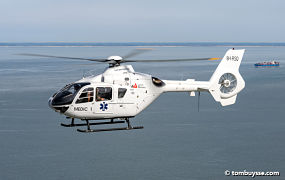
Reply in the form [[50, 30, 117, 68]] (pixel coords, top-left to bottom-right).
[[22, 48, 245, 132]]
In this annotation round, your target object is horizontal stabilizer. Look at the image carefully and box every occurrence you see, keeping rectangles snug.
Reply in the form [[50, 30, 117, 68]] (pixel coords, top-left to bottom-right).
[[220, 95, 237, 106]]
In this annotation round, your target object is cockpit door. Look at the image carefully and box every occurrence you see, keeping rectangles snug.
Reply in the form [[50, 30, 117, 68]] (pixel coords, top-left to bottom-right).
[[71, 87, 95, 118]]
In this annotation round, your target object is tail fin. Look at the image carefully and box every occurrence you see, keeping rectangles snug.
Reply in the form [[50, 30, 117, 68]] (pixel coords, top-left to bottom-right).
[[209, 49, 245, 106]]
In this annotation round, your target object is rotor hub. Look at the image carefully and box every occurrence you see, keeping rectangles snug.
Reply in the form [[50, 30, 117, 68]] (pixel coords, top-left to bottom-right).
[[223, 79, 231, 87], [107, 56, 123, 61]]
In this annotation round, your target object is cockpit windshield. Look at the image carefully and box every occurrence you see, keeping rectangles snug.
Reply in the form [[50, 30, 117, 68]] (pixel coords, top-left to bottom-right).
[[52, 82, 90, 106]]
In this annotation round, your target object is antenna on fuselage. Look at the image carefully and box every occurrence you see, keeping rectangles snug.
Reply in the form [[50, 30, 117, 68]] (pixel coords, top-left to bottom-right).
[[197, 91, 201, 112]]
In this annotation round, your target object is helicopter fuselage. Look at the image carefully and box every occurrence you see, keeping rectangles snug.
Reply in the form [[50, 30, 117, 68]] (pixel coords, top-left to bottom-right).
[[49, 65, 171, 120]]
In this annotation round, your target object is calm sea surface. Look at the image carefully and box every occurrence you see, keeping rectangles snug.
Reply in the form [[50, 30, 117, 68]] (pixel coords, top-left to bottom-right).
[[0, 46, 285, 180]]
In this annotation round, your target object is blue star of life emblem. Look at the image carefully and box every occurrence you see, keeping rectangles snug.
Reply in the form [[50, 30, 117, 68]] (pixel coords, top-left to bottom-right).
[[100, 102, 108, 111]]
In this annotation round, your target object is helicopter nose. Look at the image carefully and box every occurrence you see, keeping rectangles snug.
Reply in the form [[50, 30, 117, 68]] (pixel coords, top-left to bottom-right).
[[48, 96, 69, 113], [48, 96, 53, 109]]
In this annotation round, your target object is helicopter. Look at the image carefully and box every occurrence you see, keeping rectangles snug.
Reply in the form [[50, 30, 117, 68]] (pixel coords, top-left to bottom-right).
[[21, 48, 245, 132]]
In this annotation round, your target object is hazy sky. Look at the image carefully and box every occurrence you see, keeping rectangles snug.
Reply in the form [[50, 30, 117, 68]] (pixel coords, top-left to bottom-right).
[[0, 0, 284, 42]]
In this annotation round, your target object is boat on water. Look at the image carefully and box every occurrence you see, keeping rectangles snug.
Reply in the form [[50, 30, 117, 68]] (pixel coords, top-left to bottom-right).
[[255, 61, 280, 67]]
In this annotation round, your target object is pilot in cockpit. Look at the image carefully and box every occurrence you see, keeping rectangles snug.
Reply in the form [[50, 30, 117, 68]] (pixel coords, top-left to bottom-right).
[[74, 84, 80, 93]]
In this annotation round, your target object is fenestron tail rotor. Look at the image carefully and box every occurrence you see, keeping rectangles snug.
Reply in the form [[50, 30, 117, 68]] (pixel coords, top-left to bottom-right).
[[218, 73, 237, 94]]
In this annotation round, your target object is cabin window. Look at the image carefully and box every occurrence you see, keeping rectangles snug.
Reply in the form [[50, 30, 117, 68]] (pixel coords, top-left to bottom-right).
[[76, 87, 94, 104], [118, 88, 127, 98], [96, 87, 112, 101]]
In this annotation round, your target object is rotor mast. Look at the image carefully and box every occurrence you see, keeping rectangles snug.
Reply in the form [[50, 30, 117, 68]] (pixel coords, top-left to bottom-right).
[[107, 56, 123, 67]]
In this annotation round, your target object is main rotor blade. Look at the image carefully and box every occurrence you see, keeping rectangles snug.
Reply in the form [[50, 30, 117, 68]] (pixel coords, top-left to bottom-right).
[[17, 53, 107, 62], [123, 48, 153, 59], [123, 57, 220, 63]]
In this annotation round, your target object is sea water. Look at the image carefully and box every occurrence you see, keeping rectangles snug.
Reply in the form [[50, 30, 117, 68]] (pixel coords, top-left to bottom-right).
[[0, 45, 284, 180]]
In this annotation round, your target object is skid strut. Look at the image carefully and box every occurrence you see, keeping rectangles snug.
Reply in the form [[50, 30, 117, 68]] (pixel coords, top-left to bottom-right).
[[61, 118, 125, 127], [61, 118, 75, 127], [61, 117, 143, 132]]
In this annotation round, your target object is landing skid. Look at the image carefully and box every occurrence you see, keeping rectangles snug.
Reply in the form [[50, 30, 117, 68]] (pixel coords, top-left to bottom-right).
[[77, 126, 144, 133], [61, 120, 125, 127], [61, 118, 143, 133]]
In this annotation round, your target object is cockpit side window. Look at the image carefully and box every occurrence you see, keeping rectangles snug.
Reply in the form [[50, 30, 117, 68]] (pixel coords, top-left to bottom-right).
[[96, 87, 112, 101], [76, 87, 94, 104], [118, 88, 127, 98]]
